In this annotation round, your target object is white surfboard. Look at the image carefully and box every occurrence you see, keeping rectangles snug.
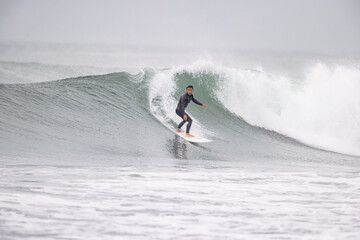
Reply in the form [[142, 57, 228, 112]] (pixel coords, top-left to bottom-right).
[[175, 130, 212, 143]]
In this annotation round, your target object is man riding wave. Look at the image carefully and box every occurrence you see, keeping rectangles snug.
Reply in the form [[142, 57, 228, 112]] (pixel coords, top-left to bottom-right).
[[175, 85, 208, 137]]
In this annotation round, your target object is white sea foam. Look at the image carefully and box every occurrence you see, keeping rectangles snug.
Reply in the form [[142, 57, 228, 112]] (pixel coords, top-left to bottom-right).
[[217, 62, 360, 156], [1, 164, 359, 240], [157, 59, 360, 156]]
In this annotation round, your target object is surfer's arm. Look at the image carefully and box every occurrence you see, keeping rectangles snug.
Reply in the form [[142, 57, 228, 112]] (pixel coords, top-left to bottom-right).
[[192, 97, 207, 107]]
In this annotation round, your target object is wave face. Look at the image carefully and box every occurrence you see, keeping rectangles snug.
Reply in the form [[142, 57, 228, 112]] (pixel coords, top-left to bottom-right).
[[0, 72, 170, 160], [1, 60, 359, 160]]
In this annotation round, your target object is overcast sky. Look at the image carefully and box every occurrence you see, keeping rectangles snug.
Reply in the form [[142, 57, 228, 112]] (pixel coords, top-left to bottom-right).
[[0, 0, 359, 53]]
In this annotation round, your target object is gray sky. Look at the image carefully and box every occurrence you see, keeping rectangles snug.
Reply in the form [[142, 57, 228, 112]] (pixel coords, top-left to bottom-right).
[[0, 0, 359, 53]]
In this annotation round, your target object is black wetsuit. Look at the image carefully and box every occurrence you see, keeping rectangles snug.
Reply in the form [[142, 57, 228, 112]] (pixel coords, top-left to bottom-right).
[[175, 93, 203, 133]]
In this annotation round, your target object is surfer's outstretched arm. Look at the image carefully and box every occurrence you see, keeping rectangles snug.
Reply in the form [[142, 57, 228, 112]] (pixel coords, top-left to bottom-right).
[[192, 97, 208, 108], [192, 97, 202, 106]]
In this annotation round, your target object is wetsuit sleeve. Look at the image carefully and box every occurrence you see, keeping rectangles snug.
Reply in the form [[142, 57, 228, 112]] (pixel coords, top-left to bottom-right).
[[192, 96, 203, 106]]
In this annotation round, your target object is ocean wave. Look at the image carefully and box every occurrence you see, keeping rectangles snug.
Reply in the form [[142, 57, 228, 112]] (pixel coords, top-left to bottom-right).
[[0, 60, 359, 158]]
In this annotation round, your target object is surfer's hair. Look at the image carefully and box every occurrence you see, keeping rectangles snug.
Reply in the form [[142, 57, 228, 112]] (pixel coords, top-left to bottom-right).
[[186, 85, 194, 89]]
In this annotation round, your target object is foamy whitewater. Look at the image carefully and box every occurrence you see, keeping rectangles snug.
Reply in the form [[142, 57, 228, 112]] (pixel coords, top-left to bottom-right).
[[1, 42, 360, 240]]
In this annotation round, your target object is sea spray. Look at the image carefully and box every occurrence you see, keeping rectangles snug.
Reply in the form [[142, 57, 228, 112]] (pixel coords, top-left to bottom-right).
[[147, 60, 360, 156]]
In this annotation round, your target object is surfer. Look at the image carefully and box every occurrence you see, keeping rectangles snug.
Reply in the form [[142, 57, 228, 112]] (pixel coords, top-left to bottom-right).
[[175, 85, 208, 137]]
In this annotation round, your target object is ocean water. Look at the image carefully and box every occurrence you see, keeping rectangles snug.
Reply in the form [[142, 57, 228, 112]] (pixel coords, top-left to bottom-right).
[[0, 42, 360, 240]]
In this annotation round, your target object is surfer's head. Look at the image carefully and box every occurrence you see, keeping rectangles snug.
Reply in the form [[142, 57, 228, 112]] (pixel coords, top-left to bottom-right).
[[186, 85, 193, 95]]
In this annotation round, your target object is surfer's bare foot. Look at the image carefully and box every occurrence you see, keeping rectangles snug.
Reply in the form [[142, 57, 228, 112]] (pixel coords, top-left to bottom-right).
[[176, 129, 182, 133], [185, 133, 194, 137]]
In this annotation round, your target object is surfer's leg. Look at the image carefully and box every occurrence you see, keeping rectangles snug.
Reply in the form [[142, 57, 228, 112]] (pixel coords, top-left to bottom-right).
[[186, 115, 192, 133], [176, 108, 186, 130], [177, 120, 186, 129]]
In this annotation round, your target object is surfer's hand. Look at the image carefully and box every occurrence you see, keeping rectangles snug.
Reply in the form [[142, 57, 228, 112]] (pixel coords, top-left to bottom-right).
[[203, 104, 208, 108], [183, 115, 187, 120]]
